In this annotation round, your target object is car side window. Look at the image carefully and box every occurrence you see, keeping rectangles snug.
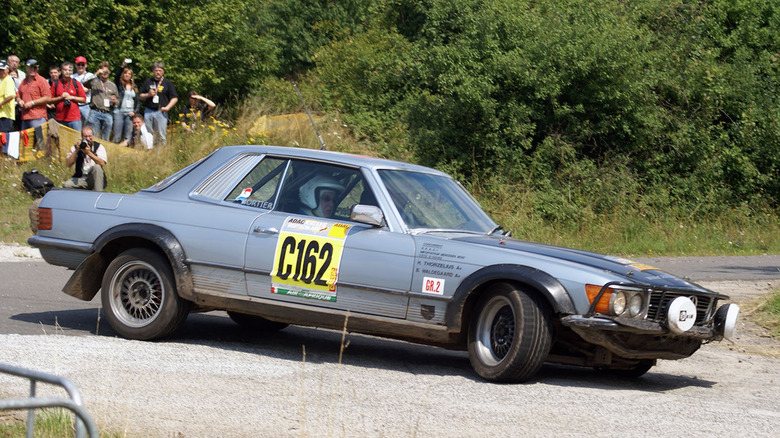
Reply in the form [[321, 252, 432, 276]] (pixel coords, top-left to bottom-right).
[[276, 160, 374, 220], [225, 157, 288, 209]]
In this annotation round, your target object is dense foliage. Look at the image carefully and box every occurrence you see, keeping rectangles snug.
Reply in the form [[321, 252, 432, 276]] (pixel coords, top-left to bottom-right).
[[3, 0, 778, 223]]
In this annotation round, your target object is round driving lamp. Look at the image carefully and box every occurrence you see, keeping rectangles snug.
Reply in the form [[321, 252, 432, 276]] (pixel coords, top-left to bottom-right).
[[628, 294, 643, 317], [612, 291, 627, 316]]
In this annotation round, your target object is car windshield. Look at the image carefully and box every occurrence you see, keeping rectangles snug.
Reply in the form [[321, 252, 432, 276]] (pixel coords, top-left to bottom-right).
[[378, 170, 496, 233]]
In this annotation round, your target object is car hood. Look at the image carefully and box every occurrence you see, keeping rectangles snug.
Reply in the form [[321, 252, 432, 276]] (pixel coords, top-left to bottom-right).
[[454, 235, 709, 292]]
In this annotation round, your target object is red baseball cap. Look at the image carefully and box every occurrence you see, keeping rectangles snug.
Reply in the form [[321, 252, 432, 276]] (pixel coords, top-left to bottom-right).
[[75, 56, 87, 64]]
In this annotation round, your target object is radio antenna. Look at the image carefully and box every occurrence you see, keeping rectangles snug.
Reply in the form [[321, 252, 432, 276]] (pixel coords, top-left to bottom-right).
[[290, 79, 326, 150]]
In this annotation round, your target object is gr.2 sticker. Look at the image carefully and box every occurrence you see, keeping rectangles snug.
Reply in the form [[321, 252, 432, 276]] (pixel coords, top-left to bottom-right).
[[422, 276, 445, 295], [271, 218, 351, 302]]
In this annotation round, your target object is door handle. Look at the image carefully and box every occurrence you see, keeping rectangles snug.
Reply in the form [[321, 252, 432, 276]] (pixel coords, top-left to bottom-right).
[[253, 227, 279, 235]]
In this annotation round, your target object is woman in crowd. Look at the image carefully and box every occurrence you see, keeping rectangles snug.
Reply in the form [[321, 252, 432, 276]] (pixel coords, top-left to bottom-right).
[[113, 65, 140, 146]]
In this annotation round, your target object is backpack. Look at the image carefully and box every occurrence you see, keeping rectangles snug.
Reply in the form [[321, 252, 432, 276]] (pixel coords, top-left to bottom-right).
[[22, 169, 55, 198]]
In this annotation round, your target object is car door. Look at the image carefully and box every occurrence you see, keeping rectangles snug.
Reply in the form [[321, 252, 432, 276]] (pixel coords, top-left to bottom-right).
[[244, 159, 414, 319]]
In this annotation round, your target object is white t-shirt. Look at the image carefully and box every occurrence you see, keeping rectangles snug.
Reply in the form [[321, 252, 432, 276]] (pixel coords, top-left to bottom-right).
[[72, 71, 96, 105], [69, 142, 108, 177], [11, 70, 25, 90], [136, 124, 154, 149]]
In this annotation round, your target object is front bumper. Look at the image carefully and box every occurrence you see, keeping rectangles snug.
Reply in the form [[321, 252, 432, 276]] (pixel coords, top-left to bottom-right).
[[560, 301, 739, 360], [561, 315, 719, 340]]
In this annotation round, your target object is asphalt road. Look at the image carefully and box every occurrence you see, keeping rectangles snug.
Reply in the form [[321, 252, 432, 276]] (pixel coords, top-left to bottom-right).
[[1, 254, 779, 437], [635, 254, 780, 281]]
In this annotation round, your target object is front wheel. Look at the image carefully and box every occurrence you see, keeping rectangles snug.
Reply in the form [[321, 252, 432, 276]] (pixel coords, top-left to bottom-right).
[[468, 283, 552, 382], [101, 248, 190, 340]]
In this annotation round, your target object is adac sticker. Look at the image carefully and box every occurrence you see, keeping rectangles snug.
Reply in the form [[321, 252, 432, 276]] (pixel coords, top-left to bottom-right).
[[270, 217, 352, 301]]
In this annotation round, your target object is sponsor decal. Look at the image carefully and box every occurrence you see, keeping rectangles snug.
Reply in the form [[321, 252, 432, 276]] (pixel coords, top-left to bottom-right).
[[236, 187, 252, 202], [627, 263, 661, 272], [606, 256, 661, 272], [271, 217, 352, 302]]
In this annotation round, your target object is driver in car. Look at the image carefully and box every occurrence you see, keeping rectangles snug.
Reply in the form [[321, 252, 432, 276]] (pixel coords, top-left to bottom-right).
[[298, 175, 344, 218]]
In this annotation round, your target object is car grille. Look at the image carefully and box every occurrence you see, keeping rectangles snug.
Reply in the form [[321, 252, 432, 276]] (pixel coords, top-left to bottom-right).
[[647, 290, 715, 325]]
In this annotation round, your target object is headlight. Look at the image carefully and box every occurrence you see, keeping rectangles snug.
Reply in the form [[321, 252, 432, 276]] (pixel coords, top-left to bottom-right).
[[587, 284, 648, 319], [628, 294, 643, 317], [611, 291, 627, 316]]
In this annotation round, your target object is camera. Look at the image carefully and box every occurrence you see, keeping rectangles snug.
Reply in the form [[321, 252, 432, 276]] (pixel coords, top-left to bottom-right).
[[79, 139, 89, 150], [63, 99, 71, 108], [124, 58, 132, 64]]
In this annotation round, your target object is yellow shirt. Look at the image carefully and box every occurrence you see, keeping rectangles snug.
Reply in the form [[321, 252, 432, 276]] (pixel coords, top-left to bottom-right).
[[0, 75, 15, 120]]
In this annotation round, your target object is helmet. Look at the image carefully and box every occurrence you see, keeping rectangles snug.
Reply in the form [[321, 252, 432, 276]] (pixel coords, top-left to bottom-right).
[[299, 175, 344, 209]]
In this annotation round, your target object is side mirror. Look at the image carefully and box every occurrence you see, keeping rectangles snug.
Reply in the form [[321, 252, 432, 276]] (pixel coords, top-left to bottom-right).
[[350, 204, 384, 227]]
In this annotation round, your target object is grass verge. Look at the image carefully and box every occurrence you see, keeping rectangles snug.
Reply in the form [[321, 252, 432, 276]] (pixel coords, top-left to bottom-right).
[[752, 290, 780, 339], [0, 408, 125, 438]]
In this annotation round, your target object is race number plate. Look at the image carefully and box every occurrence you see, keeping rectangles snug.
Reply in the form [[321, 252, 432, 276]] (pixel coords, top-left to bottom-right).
[[270, 217, 352, 302]]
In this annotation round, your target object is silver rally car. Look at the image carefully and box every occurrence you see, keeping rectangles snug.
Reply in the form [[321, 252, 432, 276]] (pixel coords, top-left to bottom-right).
[[29, 145, 739, 382]]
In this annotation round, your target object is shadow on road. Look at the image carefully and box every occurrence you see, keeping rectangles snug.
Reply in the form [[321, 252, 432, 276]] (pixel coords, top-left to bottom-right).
[[11, 308, 114, 336], [538, 363, 716, 391]]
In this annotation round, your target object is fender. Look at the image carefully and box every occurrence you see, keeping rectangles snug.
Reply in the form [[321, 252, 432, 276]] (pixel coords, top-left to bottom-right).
[[63, 223, 194, 301], [445, 264, 576, 330]]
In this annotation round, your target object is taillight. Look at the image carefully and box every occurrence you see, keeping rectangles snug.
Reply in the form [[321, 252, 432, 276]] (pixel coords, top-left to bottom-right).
[[37, 207, 52, 231]]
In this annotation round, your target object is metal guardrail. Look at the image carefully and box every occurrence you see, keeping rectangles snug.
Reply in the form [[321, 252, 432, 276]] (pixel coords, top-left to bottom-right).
[[0, 362, 98, 438]]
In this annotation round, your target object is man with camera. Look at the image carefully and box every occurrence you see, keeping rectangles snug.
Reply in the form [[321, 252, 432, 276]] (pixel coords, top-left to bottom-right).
[[63, 126, 107, 191], [85, 61, 118, 141], [50, 61, 86, 131], [72, 56, 95, 126]]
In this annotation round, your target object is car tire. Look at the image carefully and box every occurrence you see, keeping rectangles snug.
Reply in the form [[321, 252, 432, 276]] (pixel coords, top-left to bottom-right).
[[468, 283, 552, 382], [227, 311, 289, 332], [101, 248, 190, 340]]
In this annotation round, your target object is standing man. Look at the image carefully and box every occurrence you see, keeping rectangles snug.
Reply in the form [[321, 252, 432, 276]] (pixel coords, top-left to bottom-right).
[[50, 61, 86, 132], [7, 55, 25, 130], [46, 65, 61, 120], [72, 56, 95, 126], [15, 59, 51, 130], [139, 61, 177, 146], [86, 62, 118, 141], [63, 126, 107, 192], [7, 55, 25, 89], [0, 60, 16, 133]]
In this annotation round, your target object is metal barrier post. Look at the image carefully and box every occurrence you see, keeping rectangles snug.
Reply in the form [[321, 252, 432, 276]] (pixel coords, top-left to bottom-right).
[[26, 380, 36, 438], [0, 362, 98, 438]]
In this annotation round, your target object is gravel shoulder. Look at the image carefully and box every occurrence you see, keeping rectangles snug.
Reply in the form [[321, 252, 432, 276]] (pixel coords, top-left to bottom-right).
[[1, 247, 778, 437]]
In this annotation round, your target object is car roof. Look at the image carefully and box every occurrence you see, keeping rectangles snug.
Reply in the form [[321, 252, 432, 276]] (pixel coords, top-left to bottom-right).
[[214, 145, 449, 176]]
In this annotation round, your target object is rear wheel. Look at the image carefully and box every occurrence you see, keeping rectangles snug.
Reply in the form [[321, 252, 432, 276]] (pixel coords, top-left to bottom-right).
[[227, 311, 289, 332], [468, 283, 552, 382], [101, 248, 190, 340]]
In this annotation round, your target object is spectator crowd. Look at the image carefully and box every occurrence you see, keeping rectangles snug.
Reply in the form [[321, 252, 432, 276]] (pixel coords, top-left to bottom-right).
[[1, 54, 216, 150]]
